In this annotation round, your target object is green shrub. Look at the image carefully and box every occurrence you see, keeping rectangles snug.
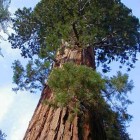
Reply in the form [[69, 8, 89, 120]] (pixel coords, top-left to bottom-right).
[[47, 62, 105, 114]]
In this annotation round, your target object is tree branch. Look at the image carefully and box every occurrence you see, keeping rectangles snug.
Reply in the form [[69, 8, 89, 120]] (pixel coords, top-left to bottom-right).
[[72, 22, 79, 41]]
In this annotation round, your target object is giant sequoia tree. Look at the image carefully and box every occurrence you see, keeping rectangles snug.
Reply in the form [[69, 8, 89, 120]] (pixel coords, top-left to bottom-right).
[[9, 0, 140, 139]]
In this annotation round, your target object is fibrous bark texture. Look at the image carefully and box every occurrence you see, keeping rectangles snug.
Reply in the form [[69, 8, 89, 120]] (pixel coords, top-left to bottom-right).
[[23, 45, 106, 140]]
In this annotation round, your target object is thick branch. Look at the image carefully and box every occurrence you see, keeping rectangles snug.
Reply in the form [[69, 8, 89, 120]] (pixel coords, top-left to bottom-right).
[[72, 22, 79, 41]]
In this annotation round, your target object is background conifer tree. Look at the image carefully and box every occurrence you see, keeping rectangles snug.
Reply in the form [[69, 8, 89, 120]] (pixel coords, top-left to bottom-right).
[[0, 0, 10, 56], [0, 0, 10, 35]]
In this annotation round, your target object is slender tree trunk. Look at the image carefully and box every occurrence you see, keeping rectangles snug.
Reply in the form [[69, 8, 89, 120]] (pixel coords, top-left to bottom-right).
[[23, 45, 106, 140]]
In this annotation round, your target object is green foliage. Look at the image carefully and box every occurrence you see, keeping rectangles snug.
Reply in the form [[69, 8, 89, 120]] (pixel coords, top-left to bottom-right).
[[12, 60, 24, 85], [103, 108, 132, 140], [102, 72, 133, 139], [104, 72, 133, 117], [12, 59, 51, 93], [48, 63, 133, 116], [0, 130, 6, 140], [48, 62, 105, 113], [109, 72, 133, 93]]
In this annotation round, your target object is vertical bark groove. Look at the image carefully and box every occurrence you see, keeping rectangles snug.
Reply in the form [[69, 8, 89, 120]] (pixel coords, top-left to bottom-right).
[[46, 108, 62, 140], [56, 108, 68, 140]]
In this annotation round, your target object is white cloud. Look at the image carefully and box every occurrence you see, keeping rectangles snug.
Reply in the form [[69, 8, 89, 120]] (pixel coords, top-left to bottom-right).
[[0, 87, 15, 123], [7, 92, 40, 140], [9, 6, 17, 14], [10, 113, 33, 140], [2, 43, 21, 58], [0, 85, 40, 140]]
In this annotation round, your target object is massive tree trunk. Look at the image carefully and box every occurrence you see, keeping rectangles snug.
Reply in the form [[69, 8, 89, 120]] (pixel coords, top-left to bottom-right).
[[23, 45, 106, 140]]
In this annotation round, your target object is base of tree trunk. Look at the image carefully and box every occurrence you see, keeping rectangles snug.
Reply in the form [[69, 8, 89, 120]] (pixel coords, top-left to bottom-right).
[[23, 85, 106, 140]]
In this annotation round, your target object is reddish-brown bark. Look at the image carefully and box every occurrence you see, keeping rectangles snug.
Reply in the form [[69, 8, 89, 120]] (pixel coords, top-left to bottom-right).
[[23, 46, 106, 140]]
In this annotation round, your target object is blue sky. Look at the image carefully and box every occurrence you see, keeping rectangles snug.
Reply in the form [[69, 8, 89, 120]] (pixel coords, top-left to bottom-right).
[[0, 0, 140, 139]]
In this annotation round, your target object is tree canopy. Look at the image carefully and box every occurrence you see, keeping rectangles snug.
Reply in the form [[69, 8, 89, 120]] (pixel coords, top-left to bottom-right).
[[9, 0, 140, 91], [9, 0, 140, 62]]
